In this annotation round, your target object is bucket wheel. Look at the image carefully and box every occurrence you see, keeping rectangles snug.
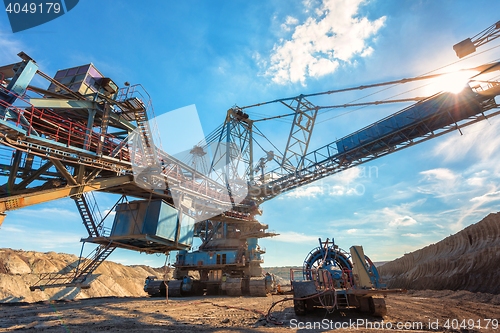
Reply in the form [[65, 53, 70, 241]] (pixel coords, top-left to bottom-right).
[[302, 242, 352, 280]]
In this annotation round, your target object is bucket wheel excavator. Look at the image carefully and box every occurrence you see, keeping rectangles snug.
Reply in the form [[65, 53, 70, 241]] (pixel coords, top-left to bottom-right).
[[0, 21, 499, 302]]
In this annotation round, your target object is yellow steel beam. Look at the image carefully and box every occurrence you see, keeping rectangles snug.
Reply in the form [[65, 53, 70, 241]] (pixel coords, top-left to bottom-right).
[[0, 175, 133, 214], [29, 98, 96, 109], [28, 98, 136, 131]]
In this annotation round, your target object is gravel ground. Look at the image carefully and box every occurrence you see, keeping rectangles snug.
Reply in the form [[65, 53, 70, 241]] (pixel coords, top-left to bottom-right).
[[1, 290, 499, 332]]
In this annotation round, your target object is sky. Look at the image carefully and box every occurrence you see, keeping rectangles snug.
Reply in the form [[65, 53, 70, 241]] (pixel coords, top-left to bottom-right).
[[0, 0, 499, 268]]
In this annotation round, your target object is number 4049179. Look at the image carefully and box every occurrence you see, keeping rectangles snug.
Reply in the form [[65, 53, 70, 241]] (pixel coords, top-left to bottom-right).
[[5, 2, 61, 14], [443, 319, 498, 330]]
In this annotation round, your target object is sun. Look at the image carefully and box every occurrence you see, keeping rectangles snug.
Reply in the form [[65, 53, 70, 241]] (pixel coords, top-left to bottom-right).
[[432, 70, 475, 94]]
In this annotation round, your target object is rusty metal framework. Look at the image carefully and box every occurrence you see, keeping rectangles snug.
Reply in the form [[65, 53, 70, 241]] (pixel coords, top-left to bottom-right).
[[1, 51, 499, 290]]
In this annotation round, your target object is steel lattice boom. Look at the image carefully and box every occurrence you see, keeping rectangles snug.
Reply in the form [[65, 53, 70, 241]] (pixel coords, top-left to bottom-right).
[[0, 43, 499, 292]]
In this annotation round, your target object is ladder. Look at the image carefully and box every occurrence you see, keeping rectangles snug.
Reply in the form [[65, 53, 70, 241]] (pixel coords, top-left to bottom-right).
[[116, 84, 161, 172], [123, 96, 164, 189], [131, 101, 158, 167], [336, 292, 350, 309], [74, 192, 102, 238]]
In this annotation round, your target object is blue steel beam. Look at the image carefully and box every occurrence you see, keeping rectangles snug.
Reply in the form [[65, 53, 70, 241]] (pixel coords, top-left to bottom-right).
[[3, 60, 38, 104], [251, 85, 500, 201]]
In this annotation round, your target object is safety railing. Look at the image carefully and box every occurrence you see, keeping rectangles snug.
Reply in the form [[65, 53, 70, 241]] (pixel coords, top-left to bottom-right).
[[99, 225, 112, 237], [0, 84, 253, 218], [0, 86, 131, 161], [116, 83, 162, 151]]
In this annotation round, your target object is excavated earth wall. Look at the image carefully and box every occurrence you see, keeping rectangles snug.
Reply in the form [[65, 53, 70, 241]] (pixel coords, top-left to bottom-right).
[[1, 212, 499, 303], [0, 249, 166, 303], [379, 212, 500, 294]]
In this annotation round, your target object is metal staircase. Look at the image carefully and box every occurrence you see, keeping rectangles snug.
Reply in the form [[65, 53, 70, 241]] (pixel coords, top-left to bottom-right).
[[336, 292, 350, 309], [72, 242, 116, 284], [30, 242, 116, 290], [130, 100, 158, 167], [30, 193, 113, 290], [116, 85, 163, 190], [74, 192, 102, 238]]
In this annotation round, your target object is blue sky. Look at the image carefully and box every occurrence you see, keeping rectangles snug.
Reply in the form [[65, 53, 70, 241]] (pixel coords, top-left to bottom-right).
[[0, 0, 499, 268]]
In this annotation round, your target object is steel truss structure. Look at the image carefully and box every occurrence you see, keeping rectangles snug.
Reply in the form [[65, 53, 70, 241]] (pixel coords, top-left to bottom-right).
[[0, 45, 499, 291]]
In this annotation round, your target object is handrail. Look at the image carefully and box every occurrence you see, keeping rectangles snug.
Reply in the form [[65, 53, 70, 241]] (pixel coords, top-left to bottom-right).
[[0, 87, 128, 158]]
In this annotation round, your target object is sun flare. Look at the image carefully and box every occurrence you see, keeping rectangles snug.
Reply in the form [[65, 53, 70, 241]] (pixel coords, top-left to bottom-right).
[[433, 70, 475, 94]]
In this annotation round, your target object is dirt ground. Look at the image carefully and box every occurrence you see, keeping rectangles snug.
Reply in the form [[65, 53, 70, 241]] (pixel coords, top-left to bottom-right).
[[1, 290, 499, 332]]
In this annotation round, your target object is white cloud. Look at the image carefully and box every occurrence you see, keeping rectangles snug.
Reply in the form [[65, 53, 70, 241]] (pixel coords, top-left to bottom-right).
[[330, 166, 363, 184], [417, 168, 461, 199], [401, 233, 423, 238], [0, 227, 81, 250], [34, 231, 82, 249], [285, 185, 323, 198], [15, 207, 79, 219], [265, 0, 386, 85], [388, 215, 417, 227], [274, 231, 319, 243], [103, 209, 116, 219], [284, 167, 367, 198], [0, 225, 23, 233], [281, 16, 299, 31], [420, 168, 456, 181], [424, 117, 500, 231], [415, 160, 500, 232], [329, 200, 426, 234], [433, 119, 500, 164], [418, 170, 500, 232], [376, 201, 426, 229], [0, 34, 26, 64], [360, 46, 374, 57], [466, 176, 486, 187], [286, 16, 299, 25], [470, 190, 500, 204]]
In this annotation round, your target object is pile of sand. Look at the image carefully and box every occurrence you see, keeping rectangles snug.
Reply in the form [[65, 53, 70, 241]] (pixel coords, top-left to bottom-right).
[[0, 248, 165, 303], [379, 212, 500, 294], [2, 211, 499, 303]]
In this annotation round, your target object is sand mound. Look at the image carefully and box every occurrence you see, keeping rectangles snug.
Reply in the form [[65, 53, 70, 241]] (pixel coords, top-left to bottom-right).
[[2, 211, 499, 303], [379, 212, 500, 294], [0, 248, 164, 303]]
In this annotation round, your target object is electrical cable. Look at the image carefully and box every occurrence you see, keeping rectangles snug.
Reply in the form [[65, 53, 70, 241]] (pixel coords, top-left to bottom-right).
[[316, 80, 435, 124], [249, 41, 500, 127], [265, 289, 338, 325]]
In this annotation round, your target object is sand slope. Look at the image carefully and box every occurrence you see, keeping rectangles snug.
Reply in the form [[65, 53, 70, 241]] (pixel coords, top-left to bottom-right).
[[379, 212, 500, 294], [1, 211, 499, 304], [0, 248, 164, 303]]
